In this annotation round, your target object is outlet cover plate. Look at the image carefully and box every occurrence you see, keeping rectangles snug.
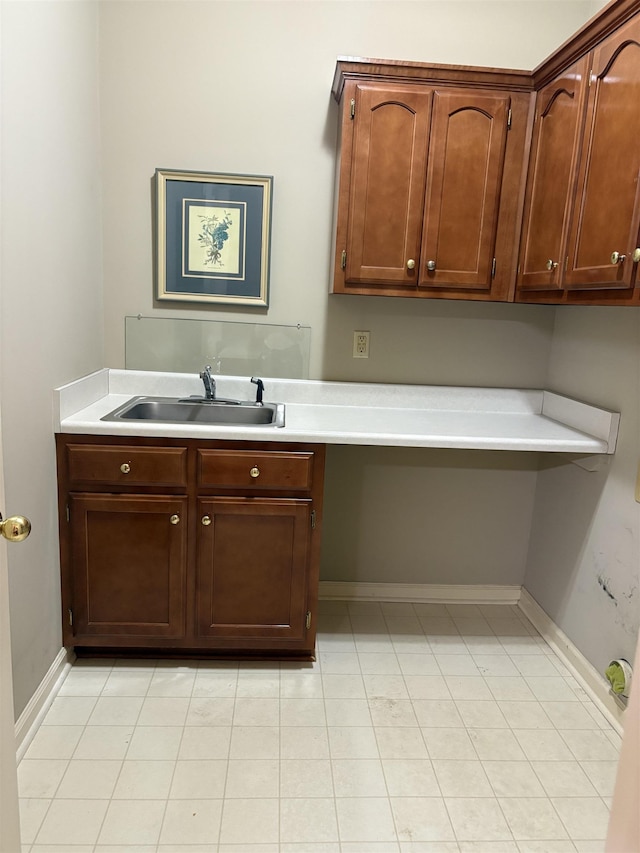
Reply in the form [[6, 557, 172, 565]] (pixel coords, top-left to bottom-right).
[[353, 331, 370, 358]]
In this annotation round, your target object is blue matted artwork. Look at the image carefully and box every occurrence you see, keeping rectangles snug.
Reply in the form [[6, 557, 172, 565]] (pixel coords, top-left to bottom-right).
[[156, 169, 272, 307]]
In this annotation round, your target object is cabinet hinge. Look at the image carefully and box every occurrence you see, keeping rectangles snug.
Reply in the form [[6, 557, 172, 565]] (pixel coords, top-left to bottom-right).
[[311, 510, 316, 529], [66, 504, 70, 522], [564, 255, 569, 271], [341, 250, 347, 270], [507, 107, 512, 130], [350, 98, 355, 119], [491, 258, 497, 278], [588, 68, 593, 87], [305, 611, 312, 630], [68, 608, 73, 626]]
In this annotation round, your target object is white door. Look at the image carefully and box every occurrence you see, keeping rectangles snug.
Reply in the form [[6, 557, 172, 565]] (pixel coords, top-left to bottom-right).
[[0, 448, 23, 850]]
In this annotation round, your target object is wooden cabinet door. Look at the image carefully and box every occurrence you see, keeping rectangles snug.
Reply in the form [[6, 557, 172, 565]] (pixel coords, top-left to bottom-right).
[[564, 16, 640, 290], [345, 84, 432, 286], [69, 494, 187, 640], [418, 90, 510, 290], [196, 497, 311, 644], [517, 58, 590, 291]]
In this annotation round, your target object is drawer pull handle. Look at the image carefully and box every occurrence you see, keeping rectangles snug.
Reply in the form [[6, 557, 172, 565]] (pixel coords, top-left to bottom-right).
[[406, 259, 415, 270], [610, 251, 626, 265], [546, 259, 558, 271], [426, 259, 436, 271], [201, 515, 212, 526], [250, 466, 260, 478], [170, 514, 180, 525], [120, 463, 131, 474]]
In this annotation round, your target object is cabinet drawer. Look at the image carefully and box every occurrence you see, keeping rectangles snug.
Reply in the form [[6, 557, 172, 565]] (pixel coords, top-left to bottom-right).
[[197, 449, 314, 491], [67, 445, 188, 487]]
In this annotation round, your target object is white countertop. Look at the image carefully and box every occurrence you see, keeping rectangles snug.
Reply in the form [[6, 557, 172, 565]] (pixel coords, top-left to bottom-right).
[[54, 369, 620, 454]]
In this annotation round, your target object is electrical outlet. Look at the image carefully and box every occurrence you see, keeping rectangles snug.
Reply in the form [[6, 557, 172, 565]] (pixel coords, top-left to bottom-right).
[[353, 331, 370, 358]]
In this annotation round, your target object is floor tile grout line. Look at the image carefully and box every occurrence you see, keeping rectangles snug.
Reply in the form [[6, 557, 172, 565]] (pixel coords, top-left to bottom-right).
[[92, 657, 158, 848], [215, 662, 238, 848], [321, 672, 341, 849], [153, 671, 193, 849]]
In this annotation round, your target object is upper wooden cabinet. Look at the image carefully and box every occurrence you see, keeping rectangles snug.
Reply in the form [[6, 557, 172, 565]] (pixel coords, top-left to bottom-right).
[[516, 57, 590, 292], [345, 84, 432, 287], [421, 90, 511, 292], [565, 15, 640, 292], [332, 60, 533, 301], [516, 6, 640, 304], [333, 3, 640, 306]]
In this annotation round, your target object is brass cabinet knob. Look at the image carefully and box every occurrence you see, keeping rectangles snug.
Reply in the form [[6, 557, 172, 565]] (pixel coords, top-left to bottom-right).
[[120, 463, 131, 474], [426, 260, 436, 271], [546, 259, 558, 271], [170, 514, 180, 525], [406, 259, 416, 270], [633, 248, 640, 263], [201, 515, 212, 526], [610, 251, 626, 265], [0, 514, 31, 542], [250, 466, 260, 478]]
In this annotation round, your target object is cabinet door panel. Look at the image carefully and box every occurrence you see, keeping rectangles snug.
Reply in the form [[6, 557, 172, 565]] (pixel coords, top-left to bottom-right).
[[197, 497, 310, 642], [346, 84, 432, 285], [419, 91, 509, 289], [69, 494, 187, 639], [518, 58, 589, 291], [565, 16, 640, 289]]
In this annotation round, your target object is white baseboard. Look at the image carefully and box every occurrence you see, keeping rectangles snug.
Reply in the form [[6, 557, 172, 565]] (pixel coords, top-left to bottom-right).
[[319, 581, 522, 604], [15, 646, 74, 761], [518, 589, 624, 735]]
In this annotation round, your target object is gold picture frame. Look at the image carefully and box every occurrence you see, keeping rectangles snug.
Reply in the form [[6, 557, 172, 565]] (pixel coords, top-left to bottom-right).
[[155, 169, 272, 307]]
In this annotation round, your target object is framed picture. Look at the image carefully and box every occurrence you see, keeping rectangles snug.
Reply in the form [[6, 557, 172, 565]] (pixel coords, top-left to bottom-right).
[[155, 168, 273, 307]]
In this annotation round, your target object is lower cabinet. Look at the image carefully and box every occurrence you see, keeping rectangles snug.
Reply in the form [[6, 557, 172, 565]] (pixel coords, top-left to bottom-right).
[[56, 435, 326, 658], [68, 493, 188, 641], [196, 497, 311, 645]]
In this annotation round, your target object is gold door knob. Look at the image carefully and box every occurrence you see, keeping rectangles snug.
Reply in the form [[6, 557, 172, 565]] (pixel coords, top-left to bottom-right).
[[426, 260, 436, 271], [250, 466, 260, 478], [201, 515, 212, 526], [170, 514, 180, 525], [0, 514, 31, 542], [120, 463, 131, 474], [546, 259, 558, 271], [610, 251, 626, 265], [633, 248, 640, 263], [406, 259, 415, 270]]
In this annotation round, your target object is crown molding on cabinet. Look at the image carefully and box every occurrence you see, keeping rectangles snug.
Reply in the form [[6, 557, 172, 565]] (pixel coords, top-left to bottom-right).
[[331, 56, 533, 102], [333, 2, 640, 100], [533, 0, 640, 88]]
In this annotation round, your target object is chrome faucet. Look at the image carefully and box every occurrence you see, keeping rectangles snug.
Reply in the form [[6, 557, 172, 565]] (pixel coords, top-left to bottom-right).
[[199, 365, 216, 400]]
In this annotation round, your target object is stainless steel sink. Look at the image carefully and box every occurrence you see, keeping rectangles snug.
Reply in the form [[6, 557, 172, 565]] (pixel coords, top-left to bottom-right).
[[101, 396, 285, 427]]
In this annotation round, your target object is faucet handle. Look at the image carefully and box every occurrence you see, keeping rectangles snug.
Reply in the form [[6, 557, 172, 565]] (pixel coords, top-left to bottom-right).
[[200, 365, 216, 400], [251, 377, 264, 405]]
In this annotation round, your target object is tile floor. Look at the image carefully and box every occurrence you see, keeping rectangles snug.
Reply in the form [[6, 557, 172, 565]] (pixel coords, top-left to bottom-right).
[[18, 601, 620, 853]]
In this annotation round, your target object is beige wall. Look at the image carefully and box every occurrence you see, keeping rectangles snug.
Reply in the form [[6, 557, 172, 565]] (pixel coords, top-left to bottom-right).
[[1, 1, 104, 715], [524, 308, 640, 673], [97, 0, 598, 592], [98, 0, 594, 380]]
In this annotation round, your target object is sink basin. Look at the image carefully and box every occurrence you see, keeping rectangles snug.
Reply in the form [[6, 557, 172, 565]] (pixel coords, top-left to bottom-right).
[[101, 396, 285, 427]]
